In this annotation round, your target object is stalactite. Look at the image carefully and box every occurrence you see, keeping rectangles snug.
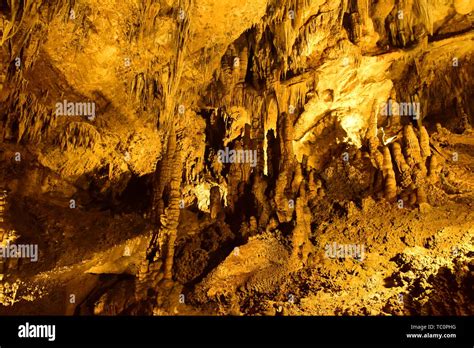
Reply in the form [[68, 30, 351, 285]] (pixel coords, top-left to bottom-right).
[[412, 0, 433, 35], [56, 122, 100, 151], [0, 0, 471, 317], [2, 88, 56, 144], [0, 0, 25, 46], [157, 0, 192, 131]]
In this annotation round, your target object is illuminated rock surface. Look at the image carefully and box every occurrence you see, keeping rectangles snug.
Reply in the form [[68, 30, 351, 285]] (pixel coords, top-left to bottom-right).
[[0, 0, 472, 315]]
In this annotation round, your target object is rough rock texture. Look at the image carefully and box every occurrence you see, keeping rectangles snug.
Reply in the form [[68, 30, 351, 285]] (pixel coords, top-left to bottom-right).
[[0, 0, 472, 315]]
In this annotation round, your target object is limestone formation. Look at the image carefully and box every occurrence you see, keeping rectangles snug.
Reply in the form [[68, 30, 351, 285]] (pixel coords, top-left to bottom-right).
[[392, 142, 412, 189], [0, 0, 472, 319], [209, 186, 223, 220], [404, 124, 422, 168], [382, 146, 397, 201], [419, 125, 431, 160], [428, 154, 441, 184]]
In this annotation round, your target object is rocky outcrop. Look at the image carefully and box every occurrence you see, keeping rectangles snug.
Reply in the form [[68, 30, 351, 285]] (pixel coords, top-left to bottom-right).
[[0, 0, 472, 317]]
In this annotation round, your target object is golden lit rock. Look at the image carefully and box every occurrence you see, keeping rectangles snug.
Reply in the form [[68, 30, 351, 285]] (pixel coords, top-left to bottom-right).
[[0, 0, 472, 317]]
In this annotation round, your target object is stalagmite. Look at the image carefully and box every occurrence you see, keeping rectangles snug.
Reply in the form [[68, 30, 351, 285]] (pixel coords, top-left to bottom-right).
[[382, 146, 397, 201], [0, 0, 472, 319], [274, 112, 297, 223], [291, 163, 304, 194], [209, 186, 223, 220], [391, 142, 411, 188], [403, 124, 422, 168], [416, 186, 428, 205], [161, 165, 181, 280], [428, 154, 441, 184], [290, 184, 311, 269], [418, 125, 431, 160], [307, 171, 320, 205], [139, 121, 183, 293], [274, 171, 291, 223], [236, 46, 248, 84], [252, 174, 271, 228]]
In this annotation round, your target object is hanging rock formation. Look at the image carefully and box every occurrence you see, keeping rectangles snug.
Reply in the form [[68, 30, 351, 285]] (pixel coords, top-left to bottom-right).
[[0, 0, 472, 316]]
